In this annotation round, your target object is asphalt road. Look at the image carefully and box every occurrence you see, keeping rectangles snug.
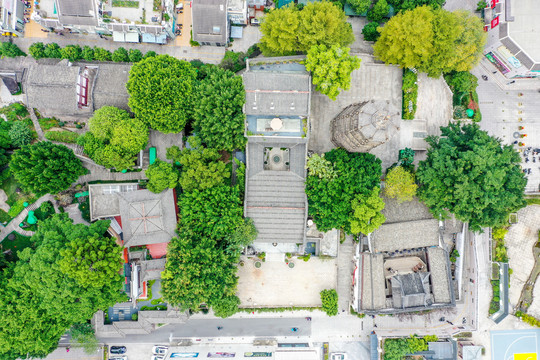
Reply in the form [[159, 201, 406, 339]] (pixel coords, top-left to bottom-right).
[[99, 317, 312, 344]]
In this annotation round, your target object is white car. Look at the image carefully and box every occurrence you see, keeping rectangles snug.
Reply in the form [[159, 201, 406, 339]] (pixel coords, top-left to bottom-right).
[[331, 353, 347, 360], [110, 357, 128, 360], [151, 356, 164, 360], [152, 346, 168, 355]]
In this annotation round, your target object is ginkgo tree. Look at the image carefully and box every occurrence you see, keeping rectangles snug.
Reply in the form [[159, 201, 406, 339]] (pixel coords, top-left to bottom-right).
[[305, 45, 361, 100], [350, 187, 386, 235]]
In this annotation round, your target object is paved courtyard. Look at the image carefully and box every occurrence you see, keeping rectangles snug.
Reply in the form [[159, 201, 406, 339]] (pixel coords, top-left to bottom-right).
[[236, 256, 337, 307], [530, 275, 540, 319], [506, 205, 540, 308]]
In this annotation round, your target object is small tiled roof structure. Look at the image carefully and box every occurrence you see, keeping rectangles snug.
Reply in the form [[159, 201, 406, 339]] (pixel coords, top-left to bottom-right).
[[57, 0, 99, 26], [391, 272, 431, 308], [89, 184, 177, 248], [192, 0, 229, 45], [331, 100, 401, 152]]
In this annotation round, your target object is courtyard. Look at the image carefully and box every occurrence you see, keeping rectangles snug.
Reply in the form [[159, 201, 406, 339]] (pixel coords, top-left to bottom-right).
[[236, 256, 337, 308]]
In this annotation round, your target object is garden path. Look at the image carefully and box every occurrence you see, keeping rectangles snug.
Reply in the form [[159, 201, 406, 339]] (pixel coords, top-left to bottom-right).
[[0, 194, 55, 240]]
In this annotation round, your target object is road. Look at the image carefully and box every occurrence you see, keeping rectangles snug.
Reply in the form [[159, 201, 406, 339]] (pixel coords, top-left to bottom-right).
[[99, 318, 312, 344]]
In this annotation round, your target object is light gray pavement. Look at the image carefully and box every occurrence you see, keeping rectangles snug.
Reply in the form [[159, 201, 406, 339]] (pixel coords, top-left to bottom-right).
[[230, 26, 262, 53], [443, 0, 479, 12], [75, 161, 147, 184], [0, 193, 55, 240], [336, 235, 355, 314], [39, 345, 103, 360], [65, 203, 90, 226], [348, 17, 374, 55], [505, 205, 540, 308], [4, 34, 226, 64], [236, 255, 337, 307], [473, 61, 540, 193]]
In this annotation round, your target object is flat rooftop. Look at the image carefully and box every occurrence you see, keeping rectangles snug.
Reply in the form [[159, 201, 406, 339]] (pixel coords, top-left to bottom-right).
[[508, 0, 540, 61]]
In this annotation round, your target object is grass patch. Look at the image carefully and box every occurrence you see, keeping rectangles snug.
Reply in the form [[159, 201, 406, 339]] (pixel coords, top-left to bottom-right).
[[0, 103, 28, 122], [0, 231, 33, 261], [526, 198, 540, 206], [112, 0, 139, 7], [402, 69, 418, 120], [38, 117, 59, 131], [45, 130, 79, 143]]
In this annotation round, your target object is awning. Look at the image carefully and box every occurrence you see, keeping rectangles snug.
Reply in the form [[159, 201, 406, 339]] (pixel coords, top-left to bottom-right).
[[156, 33, 167, 44], [231, 26, 243, 39], [112, 31, 125, 42], [125, 32, 140, 43], [142, 33, 157, 43]]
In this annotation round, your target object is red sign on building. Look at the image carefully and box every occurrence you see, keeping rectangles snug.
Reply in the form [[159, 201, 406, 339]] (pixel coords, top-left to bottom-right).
[[491, 0, 499, 8], [491, 16, 500, 29]]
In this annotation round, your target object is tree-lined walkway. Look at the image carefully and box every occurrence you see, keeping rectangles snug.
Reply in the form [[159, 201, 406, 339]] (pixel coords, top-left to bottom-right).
[[0, 194, 55, 240]]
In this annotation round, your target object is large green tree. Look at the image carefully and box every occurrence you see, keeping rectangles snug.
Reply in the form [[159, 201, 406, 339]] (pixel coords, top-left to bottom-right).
[[384, 165, 417, 203], [305, 45, 361, 100], [0, 214, 124, 359], [192, 66, 246, 151], [10, 142, 86, 195], [350, 187, 386, 235], [127, 55, 197, 133], [416, 123, 526, 230], [374, 6, 486, 77], [347, 0, 371, 14], [260, 2, 354, 56], [80, 106, 148, 170], [388, 0, 445, 11], [145, 159, 178, 193], [168, 145, 230, 192], [306, 149, 382, 232]]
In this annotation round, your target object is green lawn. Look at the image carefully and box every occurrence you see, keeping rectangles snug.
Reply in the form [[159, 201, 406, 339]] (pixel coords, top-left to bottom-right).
[[1, 231, 33, 261]]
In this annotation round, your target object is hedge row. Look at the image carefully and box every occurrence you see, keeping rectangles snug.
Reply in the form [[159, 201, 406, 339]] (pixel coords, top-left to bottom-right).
[[44, 130, 80, 143], [28, 42, 157, 63], [515, 311, 540, 328], [402, 69, 418, 120]]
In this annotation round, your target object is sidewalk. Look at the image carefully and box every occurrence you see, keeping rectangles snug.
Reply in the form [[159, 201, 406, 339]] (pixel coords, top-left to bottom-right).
[[38, 346, 102, 360]]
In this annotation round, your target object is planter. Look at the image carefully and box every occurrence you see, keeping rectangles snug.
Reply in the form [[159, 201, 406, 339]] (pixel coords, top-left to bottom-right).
[[288, 262, 295, 268], [255, 261, 261, 268]]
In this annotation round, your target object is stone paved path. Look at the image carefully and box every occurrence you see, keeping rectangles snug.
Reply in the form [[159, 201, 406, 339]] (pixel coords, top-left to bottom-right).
[[506, 205, 540, 307], [336, 234, 355, 314], [29, 107, 44, 140], [0, 194, 55, 240]]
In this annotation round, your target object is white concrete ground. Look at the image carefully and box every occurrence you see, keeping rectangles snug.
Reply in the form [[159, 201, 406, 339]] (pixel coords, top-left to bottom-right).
[[505, 205, 540, 308], [529, 275, 540, 318], [236, 256, 337, 307]]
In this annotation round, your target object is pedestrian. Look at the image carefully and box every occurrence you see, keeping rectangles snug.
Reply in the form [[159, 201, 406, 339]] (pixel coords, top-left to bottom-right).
[[66, 347, 70, 352]]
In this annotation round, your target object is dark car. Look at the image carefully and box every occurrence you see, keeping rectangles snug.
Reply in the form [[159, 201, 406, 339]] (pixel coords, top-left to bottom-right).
[[110, 346, 127, 354]]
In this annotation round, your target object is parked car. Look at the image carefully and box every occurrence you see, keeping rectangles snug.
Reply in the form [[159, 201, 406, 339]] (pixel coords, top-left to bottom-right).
[[110, 346, 127, 354], [152, 346, 169, 355], [110, 357, 128, 360], [151, 356, 165, 360], [331, 353, 347, 360]]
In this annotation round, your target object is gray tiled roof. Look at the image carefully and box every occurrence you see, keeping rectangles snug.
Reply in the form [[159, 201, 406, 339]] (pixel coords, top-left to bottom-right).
[[92, 63, 131, 112], [360, 253, 386, 310], [427, 247, 451, 304], [118, 189, 177, 247], [245, 139, 307, 244], [192, 0, 228, 44], [371, 219, 439, 253], [57, 0, 98, 26], [244, 72, 310, 116]]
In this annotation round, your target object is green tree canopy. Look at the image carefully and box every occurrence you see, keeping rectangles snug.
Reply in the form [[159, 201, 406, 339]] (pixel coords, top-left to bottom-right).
[[8, 122, 33, 147], [10, 142, 86, 195], [44, 43, 62, 58], [81, 106, 148, 170], [374, 6, 486, 77], [82, 46, 94, 61], [259, 2, 354, 56], [320, 289, 338, 316], [362, 21, 381, 42], [213, 295, 241, 318], [347, 0, 371, 14], [29, 42, 46, 59], [349, 187, 386, 235], [192, 66, 246, 151], [169, 145, 230, 192], [58, 232, 124, 288], [416, 123, 526, 230], [145, 159, 178, 193], [112, 47, 129, 62], [384, 166, 417, 203], [93, 47, 112, 61], [305, 44, 361, 100], [60, 45, 82, 62], [306, 149, 382, 233], [0, 214, 124, 359], [0, 42, 26, 58], [388, 0, 445, 11], [368, 0, 390, 22], [127, 55, 197, 133]]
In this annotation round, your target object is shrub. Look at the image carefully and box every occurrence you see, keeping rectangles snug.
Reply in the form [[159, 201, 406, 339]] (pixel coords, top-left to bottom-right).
[[362, 22, 380, 42], [44, 43, 62, 58], [320, 289, 338, 316], [29, 42, 46, 59], [492, 227, 508, 241], [81, 46, 95, 61], [78, 198, 90, 222], [93, 47, 112, 61], [0, 42, 26, 58], [44, 130, 80, 143], [38, 117, 59, 130], [131, 313, 138, 321], [143, 51, 157, 59], [60, 45, 82, 61], [402, 69, 418, 120], [112, 47, 129, 62], [8, 199, 26, 218], [220, 50, 246, 73], [128, 49, 143, 62], [9, 122, 33, 147]]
